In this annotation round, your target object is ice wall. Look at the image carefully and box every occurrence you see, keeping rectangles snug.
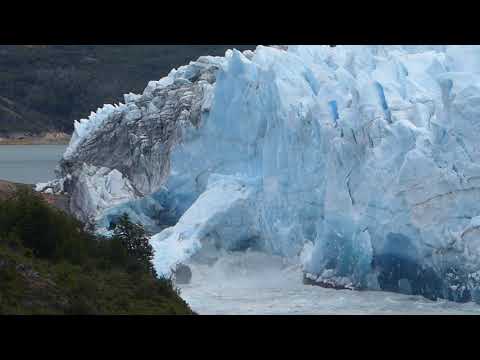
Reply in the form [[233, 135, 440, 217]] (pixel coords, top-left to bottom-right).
[[48, 45, 480, 302]]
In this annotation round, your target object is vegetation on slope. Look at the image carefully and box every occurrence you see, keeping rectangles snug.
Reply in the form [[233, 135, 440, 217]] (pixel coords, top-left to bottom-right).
[[0, 45, 255, 136], [0, 188, 193, 315]]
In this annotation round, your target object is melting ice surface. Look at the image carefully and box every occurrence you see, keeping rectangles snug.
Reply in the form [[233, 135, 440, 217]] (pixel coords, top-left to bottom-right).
[[46, 45, 480, 306]]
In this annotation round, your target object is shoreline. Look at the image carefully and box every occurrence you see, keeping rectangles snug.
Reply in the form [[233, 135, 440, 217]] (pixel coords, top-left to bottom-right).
[[0, 139, 70, 145], [0, 132, 71, 145], [0, 142, 70, 145]]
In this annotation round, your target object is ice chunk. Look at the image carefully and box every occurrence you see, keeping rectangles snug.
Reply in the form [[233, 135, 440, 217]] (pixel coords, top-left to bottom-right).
[[150, 175, 259, 276], [68, 164, 139, 224]]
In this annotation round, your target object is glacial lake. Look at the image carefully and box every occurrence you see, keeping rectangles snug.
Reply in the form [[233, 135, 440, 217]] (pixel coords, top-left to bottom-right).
[[0, 145, 67, 184]]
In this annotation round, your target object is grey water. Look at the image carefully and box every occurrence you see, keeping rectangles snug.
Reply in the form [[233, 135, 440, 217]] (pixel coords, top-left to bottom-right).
[[0, 145, 66, 184], [180, 252, 480, 315]]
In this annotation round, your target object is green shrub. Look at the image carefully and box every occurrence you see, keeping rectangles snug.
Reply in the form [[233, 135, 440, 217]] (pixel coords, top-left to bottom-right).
[[0, 189, 193, 314], [0, 188, 96, 264], [111, 213, 157, 277]]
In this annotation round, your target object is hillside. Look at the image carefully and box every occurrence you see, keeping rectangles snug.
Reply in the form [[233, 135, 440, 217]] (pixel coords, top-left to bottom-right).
[[0, 183, 194, 315], [0, 45, 255, 136]]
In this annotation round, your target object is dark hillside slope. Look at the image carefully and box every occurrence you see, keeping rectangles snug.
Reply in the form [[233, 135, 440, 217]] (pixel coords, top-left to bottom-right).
[[0, 185, 193, 315], [0, 45, 256, 136]]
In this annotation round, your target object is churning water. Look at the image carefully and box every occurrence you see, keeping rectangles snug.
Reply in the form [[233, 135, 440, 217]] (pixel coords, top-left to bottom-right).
[[179, 251, 480, 315]]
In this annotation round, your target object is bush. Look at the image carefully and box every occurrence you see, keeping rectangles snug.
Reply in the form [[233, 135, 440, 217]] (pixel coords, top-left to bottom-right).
[[0, 190, 192, 314], [0, 190, 162, 279], [0, 188, 94, 263], [111, 213, 157, 277]]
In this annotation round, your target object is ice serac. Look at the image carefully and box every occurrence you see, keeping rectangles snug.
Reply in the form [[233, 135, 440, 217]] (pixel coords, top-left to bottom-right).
[[151, 174, 259, 275], [47, 45, 480, 303]]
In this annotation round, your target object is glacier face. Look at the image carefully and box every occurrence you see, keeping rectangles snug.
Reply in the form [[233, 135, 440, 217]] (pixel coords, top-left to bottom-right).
[[47, 45, 480, 303]]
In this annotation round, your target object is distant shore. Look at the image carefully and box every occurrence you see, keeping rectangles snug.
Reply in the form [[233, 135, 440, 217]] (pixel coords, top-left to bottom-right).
[[0, 132, 70, 145]]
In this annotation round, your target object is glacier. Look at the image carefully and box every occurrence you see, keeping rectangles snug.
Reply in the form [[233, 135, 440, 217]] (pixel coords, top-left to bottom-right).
[[41, 45, 480, 303]]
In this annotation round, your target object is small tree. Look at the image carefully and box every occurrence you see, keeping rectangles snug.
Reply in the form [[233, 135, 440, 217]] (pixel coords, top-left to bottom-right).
[[111, 213, 157, 277]]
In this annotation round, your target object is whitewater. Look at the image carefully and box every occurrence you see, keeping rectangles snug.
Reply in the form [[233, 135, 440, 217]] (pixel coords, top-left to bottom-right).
[[39, 45, 480, 310], [179, 252, 480, 314]]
